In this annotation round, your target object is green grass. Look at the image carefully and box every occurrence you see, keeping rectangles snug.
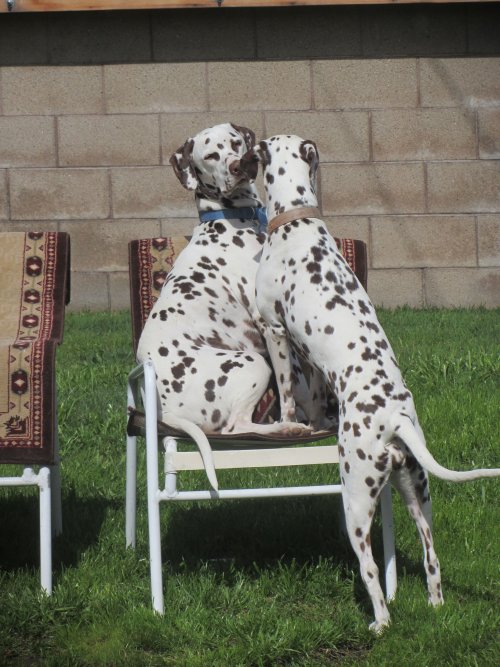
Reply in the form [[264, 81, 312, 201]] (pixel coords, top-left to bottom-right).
[[0, 308, 499, 666]]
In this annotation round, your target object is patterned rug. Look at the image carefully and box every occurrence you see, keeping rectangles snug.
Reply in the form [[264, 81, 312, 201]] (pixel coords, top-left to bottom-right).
[[128, 235, 368, 435], [0, 232, 70, 465]]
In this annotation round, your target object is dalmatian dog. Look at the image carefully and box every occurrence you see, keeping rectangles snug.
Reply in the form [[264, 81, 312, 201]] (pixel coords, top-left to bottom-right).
[[239, 134, 500, 631], [137, 123, 312, 492]]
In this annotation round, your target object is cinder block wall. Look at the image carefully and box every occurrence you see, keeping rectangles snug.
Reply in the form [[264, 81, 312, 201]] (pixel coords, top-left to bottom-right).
[[0, 5, 499, 310]]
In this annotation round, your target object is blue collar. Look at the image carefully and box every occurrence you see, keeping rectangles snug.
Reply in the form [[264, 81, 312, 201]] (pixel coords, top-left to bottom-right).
[[199, 206, 268, 232]]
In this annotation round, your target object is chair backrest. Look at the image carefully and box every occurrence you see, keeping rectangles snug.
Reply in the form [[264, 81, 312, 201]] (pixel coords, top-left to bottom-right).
[[128, 236, 368, 355], [0, 231, 70, 465]]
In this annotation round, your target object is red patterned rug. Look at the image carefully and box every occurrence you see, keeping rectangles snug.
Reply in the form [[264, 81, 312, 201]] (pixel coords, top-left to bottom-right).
[[0, 232, 70, 465]]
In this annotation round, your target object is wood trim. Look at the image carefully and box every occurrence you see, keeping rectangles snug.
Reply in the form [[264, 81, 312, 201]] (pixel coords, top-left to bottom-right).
[[0, 0, 495, 14]]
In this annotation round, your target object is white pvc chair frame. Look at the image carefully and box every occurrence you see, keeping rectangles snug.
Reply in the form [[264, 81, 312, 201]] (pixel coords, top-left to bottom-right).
[[0, 402, 62, 595], [126, 359, 397, 615]]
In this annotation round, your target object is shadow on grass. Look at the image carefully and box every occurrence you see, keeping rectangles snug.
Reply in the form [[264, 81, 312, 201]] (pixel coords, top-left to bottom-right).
[[160, 495, 401, 618], [0, 489, 114, 573], [160, 494, 485, 618], [162, 495, 351, 567]]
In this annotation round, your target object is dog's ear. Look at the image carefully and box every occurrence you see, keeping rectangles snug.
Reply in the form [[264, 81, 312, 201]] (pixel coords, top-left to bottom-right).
[[240, 140, 271, 180], [299, 139, 319, 188], [230, 123, 256, 151], [239, 147, 259, 181], [169, 139, 198, 190]]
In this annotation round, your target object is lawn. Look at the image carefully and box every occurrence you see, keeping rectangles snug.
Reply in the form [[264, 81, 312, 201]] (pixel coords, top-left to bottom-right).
[[0, 308, 499, 666]]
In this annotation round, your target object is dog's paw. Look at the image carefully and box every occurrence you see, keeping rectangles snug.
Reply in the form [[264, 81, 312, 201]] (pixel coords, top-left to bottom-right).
[[369, 617, 390, 634], [428, 593, 445, 608], [280, 421, 314, 436]]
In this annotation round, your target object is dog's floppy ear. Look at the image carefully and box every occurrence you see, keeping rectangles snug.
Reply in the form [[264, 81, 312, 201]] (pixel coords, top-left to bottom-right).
[[230, 123, 256, 151], [239, 147, 259, 181], [169, 138, 198, 190], [240, 140, 272, 180], [299, 139, 319, 189]]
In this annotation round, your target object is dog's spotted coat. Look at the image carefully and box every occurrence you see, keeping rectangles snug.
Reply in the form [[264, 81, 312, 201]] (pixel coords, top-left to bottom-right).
[[137, 124, 311, 491], [239, 134, 500, 631]]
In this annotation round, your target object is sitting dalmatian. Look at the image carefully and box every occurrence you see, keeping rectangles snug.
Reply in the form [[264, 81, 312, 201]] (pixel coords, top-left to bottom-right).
[[137, 123, 312, 492], [239, 134, 500, 631]]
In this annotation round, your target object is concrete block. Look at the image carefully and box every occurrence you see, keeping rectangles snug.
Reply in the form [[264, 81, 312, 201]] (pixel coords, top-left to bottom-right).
[[265, 111, 369, 162], [467, 3, 500, 55], [111, 167, 193, 219], [368, 268, 424, 308], [109, 271, 132, 312], [361, 5, 466, 57], [153, 9, 256, 62], [371, 215, 476, 268], [0, 221, 59, 232], [67, 271, 109, 312], [161, 218, 198, 237], [59, 220, 161, 272], [322, 216, 370, 246], [161, 112, 264, 165], [372, 109, 476, 161], [104, 64, 207, 114], [0, 117, 56, 168], [428, 161, 500, 214], [0, 13, 48, 66], [47, 11, 151, 64], [58, 115, 160, 167], [321, 163, 425, 215], [424, 268, 500, 308], [0, 171, 7, 220], [478, 108, 500, 158], [313, 60, 418, 110], [257, 7, 362, 59], [477, 215, 500, 267], [208, 62, 312, 111], [420, 57, 500, 108], [2, 66, 103, 116], [9, 169, 110, 220]]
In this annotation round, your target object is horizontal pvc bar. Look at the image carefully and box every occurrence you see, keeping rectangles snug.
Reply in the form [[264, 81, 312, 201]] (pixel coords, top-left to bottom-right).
[[0, 468, 45, 487], [158, 484, 342, 502]]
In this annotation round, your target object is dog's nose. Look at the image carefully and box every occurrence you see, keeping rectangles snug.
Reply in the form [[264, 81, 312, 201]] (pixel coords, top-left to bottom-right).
[[229, 160, 241, 176]]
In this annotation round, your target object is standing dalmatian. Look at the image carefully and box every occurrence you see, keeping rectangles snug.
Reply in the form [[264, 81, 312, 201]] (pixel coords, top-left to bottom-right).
[[239, 134, 500, 631], [137, 124, 311, 492]]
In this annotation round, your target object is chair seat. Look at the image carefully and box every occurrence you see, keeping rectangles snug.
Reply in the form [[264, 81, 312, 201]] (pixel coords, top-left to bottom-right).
[[127, 406, 336, 449]]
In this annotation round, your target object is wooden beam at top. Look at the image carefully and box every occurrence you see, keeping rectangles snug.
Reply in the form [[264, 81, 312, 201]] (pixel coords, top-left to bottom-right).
[[0, 0, 495, 13]]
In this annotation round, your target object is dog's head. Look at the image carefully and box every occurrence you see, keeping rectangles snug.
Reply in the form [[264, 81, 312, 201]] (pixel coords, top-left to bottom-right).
[[170, 123, 257, 199], [240, 135, 319, 185], [240, 135, 319, 209]]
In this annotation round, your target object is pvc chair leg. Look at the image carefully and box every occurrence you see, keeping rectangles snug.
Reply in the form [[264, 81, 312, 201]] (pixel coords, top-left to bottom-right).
[[164, 437, 178, 497], [125, 433, 137, 549], [147, 481, 163, 615], [380, 484, 397, 601], [51, 402, 62, 536], [50, 461, 62, 537], [144, 360, 164, 614], [39, 467, 53, 595]]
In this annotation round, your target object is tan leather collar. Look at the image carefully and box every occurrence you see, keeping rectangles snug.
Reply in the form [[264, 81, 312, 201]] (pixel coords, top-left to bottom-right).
[[267, 207, 321, 235]]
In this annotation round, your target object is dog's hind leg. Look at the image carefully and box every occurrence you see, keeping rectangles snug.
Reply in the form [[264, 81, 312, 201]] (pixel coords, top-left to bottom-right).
[[391, 463, 443, 608], [341, 454, 393, 632]]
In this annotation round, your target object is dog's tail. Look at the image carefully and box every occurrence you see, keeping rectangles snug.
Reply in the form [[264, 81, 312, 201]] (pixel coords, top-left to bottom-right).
[[162, 413, 219, 491], [390, 414, 500, 482]]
